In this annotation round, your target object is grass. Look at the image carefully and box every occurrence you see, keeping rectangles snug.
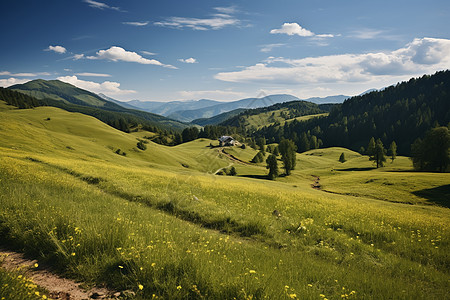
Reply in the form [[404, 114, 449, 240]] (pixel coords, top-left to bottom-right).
[[0, 265, 47, 300], [0, 106, 449, 299]]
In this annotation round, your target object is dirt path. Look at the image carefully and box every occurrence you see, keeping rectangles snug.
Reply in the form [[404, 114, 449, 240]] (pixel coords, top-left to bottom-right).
[[0, 249, 117, 300], [219, 148, 251, 165]]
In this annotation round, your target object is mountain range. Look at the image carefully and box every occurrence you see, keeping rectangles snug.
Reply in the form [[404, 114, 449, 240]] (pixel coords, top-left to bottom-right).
[[118, 94, 349, 123]]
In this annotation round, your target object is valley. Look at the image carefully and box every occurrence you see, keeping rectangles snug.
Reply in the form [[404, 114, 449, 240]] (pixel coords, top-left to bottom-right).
[[0, 98, 449, 299]]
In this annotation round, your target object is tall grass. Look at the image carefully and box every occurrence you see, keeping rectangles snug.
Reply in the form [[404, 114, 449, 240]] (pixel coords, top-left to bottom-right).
[[1, 152, 449, 299]]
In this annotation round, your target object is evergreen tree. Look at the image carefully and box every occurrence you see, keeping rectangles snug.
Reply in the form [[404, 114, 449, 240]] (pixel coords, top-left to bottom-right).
[[266, 154, 278, 180], [367, 137, 376, 156], [299, 132, 310, 153], [370, 138, 387, 168], [273, 145, 280, 156], [251, 151, 265, 163], [411, 127, 450, 172], [339, 152, 346, 163], [257, 137, 266, 155], [278, 139, 297, 175], [174, 133, 182, 145], [389, 141, 397, 162]]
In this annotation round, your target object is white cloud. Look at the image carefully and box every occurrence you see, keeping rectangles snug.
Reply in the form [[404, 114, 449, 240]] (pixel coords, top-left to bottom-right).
[[215, 38, 450, 86], [86, 46, 176, 68], [83, 0, 123, 11], [348, 28, 403, 41], [75, 72, 111, 77], [73, 54, 85, 60], [122, 21, 149, 26], [0, 78, 32, 87], [0, 71, 50, 77], [260, 43, 286, 53], [178, 89, 246, 101], [270, 22, 333, 38], [178, 57, 197, 64], [155, 11, 240, 30], [45, 45, 67, 54], [141, 51, 157, 56], [57, 75, 136, 96], [213, 6, 238, 14]]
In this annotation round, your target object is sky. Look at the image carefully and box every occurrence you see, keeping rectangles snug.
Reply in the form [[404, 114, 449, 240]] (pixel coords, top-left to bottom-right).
[[1, 0, 450, 102]]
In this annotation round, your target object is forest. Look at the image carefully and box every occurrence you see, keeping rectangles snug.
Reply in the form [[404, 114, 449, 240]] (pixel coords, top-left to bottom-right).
[[249, 71, 450, 155]]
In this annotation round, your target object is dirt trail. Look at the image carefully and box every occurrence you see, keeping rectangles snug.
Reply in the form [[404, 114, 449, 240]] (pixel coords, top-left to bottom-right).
[[218, 148, 251, 165], [0, 249, 117, 300]]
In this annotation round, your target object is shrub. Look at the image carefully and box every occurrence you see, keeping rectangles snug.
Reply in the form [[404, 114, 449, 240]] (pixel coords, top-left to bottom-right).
[[137, 140, 147, 151]]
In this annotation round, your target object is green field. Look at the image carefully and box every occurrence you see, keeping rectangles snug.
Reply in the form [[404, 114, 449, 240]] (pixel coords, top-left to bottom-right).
[[0, 104, 449, 299]]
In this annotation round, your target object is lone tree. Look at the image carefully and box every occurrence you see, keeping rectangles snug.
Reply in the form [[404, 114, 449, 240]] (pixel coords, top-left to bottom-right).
[[367, 137, 376, 157], [411, 127, 450, 172], [369, 138, 386, 168], [278, 139, 297, 175], [389, 141, 397, 163], [339, 152, 346, 163], [266, 154, 278, 180]]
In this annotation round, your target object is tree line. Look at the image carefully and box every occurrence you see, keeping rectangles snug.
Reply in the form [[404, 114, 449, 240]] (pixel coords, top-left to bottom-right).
[[251, 70, 450, 156]]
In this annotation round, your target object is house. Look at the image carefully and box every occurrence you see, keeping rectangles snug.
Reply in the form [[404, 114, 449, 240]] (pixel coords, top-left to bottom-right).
[[218, 136, 236, 146]]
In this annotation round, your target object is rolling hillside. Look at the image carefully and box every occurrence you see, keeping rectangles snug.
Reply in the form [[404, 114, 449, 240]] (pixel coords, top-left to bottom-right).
[[0, 102, 449, 299], [5, 80, 188, 131], [219, 100, 330, 130]]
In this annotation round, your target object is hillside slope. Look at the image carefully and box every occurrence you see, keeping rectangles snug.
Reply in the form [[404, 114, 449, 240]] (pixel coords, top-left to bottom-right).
[[0, 104, 222, 172], [6, 80, 187, 131]]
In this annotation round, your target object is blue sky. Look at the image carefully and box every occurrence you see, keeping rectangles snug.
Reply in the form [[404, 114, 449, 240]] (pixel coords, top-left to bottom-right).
[[1, 0, 450, 101]]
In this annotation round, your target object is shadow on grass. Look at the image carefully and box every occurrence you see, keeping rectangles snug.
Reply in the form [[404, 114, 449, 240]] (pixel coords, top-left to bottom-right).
[[412, 184, 450, 208], [239, 174, 271, 180], [335, 167, 376, 171]]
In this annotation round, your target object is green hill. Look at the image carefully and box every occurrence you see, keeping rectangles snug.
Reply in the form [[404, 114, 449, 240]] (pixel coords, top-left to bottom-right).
[[4, 80, 188, 132], [219, 100, 330, 130], [9, 79, 109, 107]]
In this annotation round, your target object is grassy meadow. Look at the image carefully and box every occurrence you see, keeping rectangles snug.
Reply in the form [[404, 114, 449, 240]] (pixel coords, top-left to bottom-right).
[[0, 104, 449, 299]]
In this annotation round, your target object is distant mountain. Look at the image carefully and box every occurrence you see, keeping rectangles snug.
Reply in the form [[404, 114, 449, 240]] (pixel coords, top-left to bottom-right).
[[126, 99, 221, 116], [191, 108, 247, 126], [8, 79, 187, 131], [98, 93, 142, 110], [167, 94, 300, 122]]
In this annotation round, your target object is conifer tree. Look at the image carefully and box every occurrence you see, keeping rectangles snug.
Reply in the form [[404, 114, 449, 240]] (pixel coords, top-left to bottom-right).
[[370, 138, 386, 168], [367, 137, 376, 156], [266, 154, 278, 180], [278, 139, 297, 175], [389, 141, 397, 162]]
